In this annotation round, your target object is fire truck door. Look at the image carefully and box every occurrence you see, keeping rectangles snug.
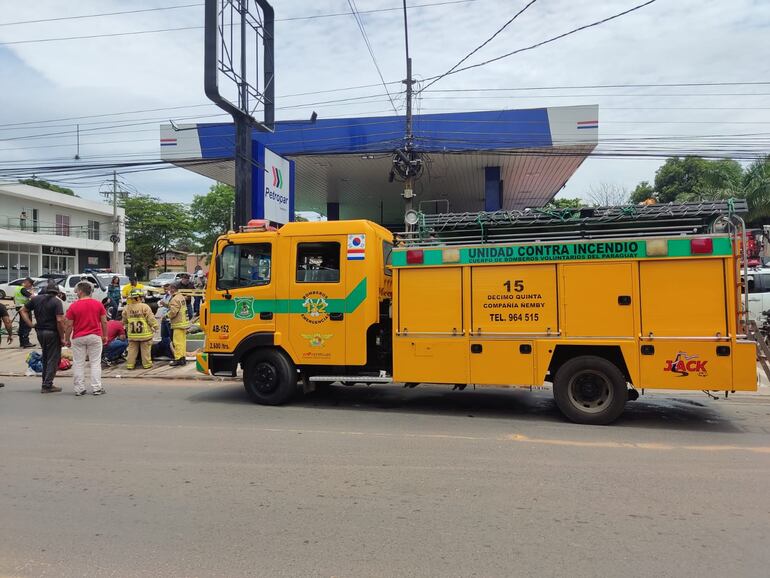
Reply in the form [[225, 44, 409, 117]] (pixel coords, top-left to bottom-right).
[[288, 238, 347, 366]]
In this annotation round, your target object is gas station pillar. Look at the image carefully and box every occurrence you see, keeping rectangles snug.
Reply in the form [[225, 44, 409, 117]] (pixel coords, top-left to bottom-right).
[[484, 166, 502, 212]]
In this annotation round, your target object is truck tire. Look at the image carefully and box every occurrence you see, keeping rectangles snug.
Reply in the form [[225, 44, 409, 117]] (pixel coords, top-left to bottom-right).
[[243, 349, 297, 405], [553, 355, 627, 425]]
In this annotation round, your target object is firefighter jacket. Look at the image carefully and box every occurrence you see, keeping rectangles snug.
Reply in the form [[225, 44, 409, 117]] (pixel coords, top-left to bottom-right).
[[122, 301, 158, 341], [167, 292, 190, 330]]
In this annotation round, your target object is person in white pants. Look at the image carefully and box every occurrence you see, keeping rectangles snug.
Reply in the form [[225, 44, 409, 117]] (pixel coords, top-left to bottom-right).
[[64, 281, 108, 396]]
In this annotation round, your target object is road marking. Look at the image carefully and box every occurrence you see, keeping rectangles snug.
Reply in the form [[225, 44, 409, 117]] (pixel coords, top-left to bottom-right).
[[4, 417, 770, 454], [505, 433, 770, 453]]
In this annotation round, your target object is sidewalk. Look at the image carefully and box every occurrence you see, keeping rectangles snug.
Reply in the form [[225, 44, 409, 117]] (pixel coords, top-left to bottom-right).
[[0, 338, 237, 382]]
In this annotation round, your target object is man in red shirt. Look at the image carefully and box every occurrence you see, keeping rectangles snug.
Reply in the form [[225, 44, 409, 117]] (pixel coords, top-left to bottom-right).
[[103, 319, 128, 365], [64, 281, 108, 396]]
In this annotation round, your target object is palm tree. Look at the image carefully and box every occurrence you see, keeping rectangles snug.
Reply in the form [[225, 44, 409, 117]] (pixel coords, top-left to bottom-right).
[[744, 156, 770, 223]]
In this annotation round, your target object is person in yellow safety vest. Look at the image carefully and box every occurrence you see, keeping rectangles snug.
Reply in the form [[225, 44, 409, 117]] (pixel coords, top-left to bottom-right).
[[166, 281, 189, 367], [121, 288, 158, 370], [14, 277, 35, 348], [121, 277, 145, 299]]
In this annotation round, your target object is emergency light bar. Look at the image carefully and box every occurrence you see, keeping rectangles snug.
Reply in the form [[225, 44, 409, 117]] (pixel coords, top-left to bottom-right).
[[240, 219, 276, 233]]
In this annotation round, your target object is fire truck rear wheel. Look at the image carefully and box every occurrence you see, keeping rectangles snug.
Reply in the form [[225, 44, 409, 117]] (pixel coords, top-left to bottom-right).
[[243, 349, 297, 405], [553, 355, 627, 425]]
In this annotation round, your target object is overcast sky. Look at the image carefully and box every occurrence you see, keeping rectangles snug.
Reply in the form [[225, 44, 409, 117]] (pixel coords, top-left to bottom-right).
[[1, 0, 769, 210]]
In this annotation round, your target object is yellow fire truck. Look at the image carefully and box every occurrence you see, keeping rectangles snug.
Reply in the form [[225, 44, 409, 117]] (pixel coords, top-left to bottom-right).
[[196, 201, 757, 424]]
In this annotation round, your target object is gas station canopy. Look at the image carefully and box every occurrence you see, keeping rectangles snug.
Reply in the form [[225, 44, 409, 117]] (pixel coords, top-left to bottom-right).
[[161, 104, 597, 225]]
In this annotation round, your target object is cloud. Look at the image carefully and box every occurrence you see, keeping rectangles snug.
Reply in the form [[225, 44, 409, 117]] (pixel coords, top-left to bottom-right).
[[1, 0, 769, 207]]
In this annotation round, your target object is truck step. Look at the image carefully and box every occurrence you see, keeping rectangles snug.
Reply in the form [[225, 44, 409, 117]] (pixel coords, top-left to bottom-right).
[[308, 375, 393, 383]]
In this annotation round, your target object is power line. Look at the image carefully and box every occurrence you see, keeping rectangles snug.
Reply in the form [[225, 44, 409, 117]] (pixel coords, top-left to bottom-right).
[[419, 0, 539, 93], [417, 0, 660, 89], [346, 0, 400, 115], [0, 0, 475, 45], [426, 80, 770, 92], [3, 78, 768, 132], [0, 3, 202, 27]]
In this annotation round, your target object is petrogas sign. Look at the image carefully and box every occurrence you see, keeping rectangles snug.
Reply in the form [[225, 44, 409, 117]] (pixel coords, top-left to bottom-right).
[[263, 147, 290, 224]]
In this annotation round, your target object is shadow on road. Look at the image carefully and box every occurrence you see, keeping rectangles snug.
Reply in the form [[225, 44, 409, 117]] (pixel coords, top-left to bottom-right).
[[187, 383, 743, 433]]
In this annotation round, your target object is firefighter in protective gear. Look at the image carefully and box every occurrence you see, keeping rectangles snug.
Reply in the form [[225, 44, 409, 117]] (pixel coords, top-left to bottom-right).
[[166, 282, 190, 366], [122, 288, 158, 370]]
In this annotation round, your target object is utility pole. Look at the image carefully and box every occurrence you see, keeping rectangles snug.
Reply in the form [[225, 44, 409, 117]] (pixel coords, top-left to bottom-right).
[[398, 0, 421, 232], [111, 171, 121, 275], [402, 0, 415, 223], [101, 172, 124, 275]]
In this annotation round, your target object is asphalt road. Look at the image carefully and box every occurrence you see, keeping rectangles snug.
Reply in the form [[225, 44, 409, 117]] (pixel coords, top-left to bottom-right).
[[1, 377, 769, 578]]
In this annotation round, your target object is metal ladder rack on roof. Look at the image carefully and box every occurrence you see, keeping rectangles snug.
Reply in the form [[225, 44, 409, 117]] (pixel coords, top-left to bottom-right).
[[398, 199, 749, 246]]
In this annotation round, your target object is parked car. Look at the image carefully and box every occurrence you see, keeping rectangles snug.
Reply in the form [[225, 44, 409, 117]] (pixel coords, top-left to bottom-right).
[[0, 277, 45, 299], [54, 274, 109, 312], [148, 271, 188, 287], [745, 267, 770, 322]]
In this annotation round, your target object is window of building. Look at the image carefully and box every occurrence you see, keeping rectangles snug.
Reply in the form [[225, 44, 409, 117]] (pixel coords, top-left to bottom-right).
[[217, 243, 272, 290], [88, 220, 100, 240], [296, 242, 340, 283], [55, 214, 70, 236]]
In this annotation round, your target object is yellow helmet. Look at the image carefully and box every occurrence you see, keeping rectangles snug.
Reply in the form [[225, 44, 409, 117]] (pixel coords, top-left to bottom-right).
[[128, 288, 144, 300]]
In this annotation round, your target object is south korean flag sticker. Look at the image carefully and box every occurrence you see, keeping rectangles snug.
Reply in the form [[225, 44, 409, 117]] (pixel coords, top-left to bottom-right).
[[347, 234, 366, 260]]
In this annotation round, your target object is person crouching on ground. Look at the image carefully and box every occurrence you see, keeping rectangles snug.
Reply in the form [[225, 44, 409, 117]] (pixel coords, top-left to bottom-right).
[[166, 282, 189, 366], [122, 289, 158, 370], [102, 318, 128, 366], [64, 281, 107, 396]]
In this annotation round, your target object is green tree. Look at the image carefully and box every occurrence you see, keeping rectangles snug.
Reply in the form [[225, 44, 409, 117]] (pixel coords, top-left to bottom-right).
[[546, 197, 585, 209], [189, 183, 235, 253], [122, 195, 192, 279], [630, 181, 655, 204], [19, 177, 76, 196], [744, 155, 770, 222], [653, 157, 743, 203]]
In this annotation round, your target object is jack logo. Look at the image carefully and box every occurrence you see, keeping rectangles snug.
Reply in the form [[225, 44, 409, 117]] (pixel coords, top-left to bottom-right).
[[664, 352, 708, 377], [272, 166, 283, 189]]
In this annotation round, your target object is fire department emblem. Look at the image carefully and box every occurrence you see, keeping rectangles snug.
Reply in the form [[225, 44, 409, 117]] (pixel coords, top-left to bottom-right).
[[233, 297, 256, 320], [301, 291, 329, 324], [301, 333, 333, 347]]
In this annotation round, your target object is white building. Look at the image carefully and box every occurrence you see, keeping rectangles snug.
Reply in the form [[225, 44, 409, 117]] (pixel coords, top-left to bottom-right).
[[0, 182, 126, 283]]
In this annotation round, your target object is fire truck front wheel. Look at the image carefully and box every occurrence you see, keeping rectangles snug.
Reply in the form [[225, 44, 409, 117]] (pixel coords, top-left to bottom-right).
[[553, 356, 627, 425], [243, 349, 297, 405]]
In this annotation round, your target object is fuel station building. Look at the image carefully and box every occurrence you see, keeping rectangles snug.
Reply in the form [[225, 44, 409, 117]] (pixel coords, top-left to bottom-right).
[[160, 104, 598, 226]]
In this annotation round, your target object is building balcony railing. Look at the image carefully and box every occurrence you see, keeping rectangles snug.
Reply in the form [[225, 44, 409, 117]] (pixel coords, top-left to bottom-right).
[[1, 216, 105, 240]]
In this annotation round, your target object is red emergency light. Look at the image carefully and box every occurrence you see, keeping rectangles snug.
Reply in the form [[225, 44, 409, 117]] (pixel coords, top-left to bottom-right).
[[690, 238, 713, 254], [406, 249, 424, 264]]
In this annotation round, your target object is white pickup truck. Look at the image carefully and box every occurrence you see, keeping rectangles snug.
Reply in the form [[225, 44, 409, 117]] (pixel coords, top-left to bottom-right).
[[54, 274, 109, 312]]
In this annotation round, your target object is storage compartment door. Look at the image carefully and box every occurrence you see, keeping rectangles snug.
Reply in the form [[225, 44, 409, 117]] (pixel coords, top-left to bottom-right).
[[640, 259, 727, 337], [398, 267, 462, 335], [469, 341, 536, 386], [639, 342, 733, 390], [562, 263, 635, 337], [470, 264, 557, 335]]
